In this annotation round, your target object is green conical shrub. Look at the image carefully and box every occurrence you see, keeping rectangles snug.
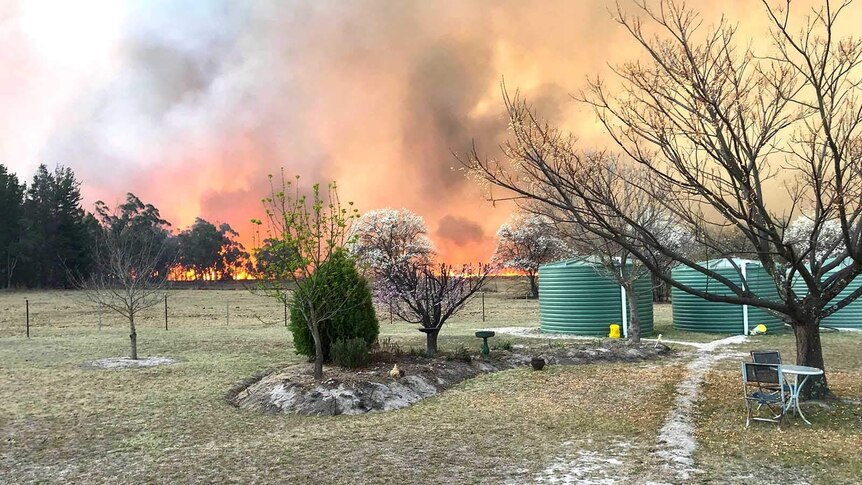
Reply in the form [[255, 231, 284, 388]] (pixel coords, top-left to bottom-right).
[[288, 249, 378, 361]]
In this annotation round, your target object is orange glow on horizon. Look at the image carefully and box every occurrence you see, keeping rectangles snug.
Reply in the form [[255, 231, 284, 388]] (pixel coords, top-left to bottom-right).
[[168, 266, 253, 282]]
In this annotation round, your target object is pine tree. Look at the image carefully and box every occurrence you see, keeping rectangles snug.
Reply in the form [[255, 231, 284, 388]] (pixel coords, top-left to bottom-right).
[[289, 249, 379, 361], [19, 165, 95, 287]]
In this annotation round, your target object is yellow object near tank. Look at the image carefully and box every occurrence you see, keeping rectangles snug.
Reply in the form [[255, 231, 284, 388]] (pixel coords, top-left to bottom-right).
[[609, 324, 621, 339], [756, 324, 767, 334]]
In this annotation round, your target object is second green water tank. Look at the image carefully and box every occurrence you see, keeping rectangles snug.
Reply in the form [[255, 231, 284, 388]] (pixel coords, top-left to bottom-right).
[[792, 260, 862, 330], [539, 259, 653, 336], [672, 259, 784, 334]]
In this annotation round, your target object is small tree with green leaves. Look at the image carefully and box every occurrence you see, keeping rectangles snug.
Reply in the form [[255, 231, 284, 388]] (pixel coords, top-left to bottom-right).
[[252, 172, 360, 379]]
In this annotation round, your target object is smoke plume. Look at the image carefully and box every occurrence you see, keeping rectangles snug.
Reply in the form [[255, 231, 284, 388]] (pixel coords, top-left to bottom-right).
[[2, 0, 777, 262]]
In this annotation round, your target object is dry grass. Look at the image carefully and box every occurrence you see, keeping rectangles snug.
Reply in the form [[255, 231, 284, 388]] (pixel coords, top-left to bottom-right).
[[1, 285, 860, 483], [695, 330, 862, 483]]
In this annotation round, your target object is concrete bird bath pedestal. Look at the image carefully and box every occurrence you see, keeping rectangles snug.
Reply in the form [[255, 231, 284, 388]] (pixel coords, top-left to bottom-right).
[[475, 330, 495, 358]]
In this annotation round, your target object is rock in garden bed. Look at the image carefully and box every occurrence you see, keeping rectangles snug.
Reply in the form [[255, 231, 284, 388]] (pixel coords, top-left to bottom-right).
[[227, 339, 672, 416]]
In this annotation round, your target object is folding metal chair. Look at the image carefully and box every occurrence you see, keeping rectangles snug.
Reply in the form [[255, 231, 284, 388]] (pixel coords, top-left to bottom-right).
[[742, 362, 788, 427], [750, 351, 783, 391], [750, 350, 782, 365]]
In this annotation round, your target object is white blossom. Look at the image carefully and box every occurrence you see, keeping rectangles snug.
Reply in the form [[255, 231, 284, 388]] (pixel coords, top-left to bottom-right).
[[492, 213, 570, 274], [784, 216, 845, 260], [348, 208, 434, 273]]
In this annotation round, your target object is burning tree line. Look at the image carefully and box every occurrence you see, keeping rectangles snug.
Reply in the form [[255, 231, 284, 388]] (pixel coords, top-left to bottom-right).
[[0, 163, 251, 289]]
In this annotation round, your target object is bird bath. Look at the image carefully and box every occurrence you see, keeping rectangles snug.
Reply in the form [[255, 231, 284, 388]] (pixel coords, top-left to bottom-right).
[[475, 330, 496, 358]]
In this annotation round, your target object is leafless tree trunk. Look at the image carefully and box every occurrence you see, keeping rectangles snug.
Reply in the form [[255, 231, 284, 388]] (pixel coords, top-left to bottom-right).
[[423, 328, 440, 357], [73, 220, 169, 360], [5, 254, 16, 289], [623, 281, 641, 343], [527, 271, 538, 299], [129, 313, 138, 360], [308, 308, 325, 379]]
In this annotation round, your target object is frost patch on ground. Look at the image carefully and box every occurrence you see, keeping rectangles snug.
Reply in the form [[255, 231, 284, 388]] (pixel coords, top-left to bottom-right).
[[488, 327, 599, 340], [643, 334, 748, 350], [654, 335, 746, 481], [523, 440, 635, 484], [88, 356, 179, 369]]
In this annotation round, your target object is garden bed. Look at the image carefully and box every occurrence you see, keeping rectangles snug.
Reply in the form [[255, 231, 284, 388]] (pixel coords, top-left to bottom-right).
[[227, 339, 673, 416]]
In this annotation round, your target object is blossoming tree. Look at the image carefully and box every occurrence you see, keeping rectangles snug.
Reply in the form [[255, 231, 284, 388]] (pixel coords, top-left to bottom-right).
[[348, 208, 434, 273], [492, 212, 569, 298], [376, 261, 492, 357]]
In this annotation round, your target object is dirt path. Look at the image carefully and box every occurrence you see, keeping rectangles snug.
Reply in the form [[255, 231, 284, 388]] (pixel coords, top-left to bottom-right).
[[653, 335, 747, 481], [492, 328, 748, 484]]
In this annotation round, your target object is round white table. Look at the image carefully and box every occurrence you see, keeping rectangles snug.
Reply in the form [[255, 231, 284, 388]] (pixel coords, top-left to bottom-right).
[[780, 364, 824, 425]]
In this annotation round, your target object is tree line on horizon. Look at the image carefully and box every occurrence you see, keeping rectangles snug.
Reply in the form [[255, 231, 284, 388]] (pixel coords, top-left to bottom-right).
[[0, 163, 250, 289]]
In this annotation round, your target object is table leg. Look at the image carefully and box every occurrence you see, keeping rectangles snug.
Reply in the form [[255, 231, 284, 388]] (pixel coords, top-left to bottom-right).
[[784, 374, 798, 415], [795, 375, 812, 425]]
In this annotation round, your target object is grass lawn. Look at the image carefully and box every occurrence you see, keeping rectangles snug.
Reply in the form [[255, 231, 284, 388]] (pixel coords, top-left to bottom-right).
[[1, 286, 860, 483], [695, 330, 862, 483]]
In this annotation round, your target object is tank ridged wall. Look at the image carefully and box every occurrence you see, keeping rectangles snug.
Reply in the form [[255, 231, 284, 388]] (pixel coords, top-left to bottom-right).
[[793, 261, 862, 330], [672, 259, 784, 334], [539, 259, 653, 336]]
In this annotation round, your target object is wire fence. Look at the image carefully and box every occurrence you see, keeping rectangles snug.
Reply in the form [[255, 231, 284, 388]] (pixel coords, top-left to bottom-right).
[[0, 278, 538, 338]]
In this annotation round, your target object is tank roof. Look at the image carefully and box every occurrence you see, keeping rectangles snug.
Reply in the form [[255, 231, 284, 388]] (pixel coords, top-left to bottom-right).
[[697, 258, 763, 270], [540, 257, 630, 269]]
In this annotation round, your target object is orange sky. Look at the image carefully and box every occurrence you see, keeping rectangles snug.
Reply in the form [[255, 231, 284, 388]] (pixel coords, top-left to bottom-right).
[[1, 0, 850, 263]]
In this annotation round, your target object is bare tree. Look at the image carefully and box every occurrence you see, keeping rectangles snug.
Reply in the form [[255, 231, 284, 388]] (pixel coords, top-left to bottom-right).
[[540, 163, 683, 342], [6, 254, 17, 289], [492, 212, 569, 298], [75, 226, 169, 360], [467, 1, 862, 397], [251, 173, 360, 379], [375, 262, 492, 356]]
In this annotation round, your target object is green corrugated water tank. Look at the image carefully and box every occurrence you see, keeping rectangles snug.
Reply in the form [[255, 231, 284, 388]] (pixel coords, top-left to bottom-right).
[[793, 260, 862, 330], [539, 259, 653, 336], [672, 259, 783, 334]]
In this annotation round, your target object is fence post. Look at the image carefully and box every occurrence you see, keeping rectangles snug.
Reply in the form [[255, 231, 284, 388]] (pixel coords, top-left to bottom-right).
[[226, 303, 230, 326], [482, 292, 485, 322], [25, 299, 30, 338], [164, 294, 169, 331], [98, 305, 103, 332], [284, 293, 288, 327]]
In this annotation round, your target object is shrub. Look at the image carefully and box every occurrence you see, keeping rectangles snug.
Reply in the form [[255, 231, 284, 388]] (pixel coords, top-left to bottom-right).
[[331, 338, 371, 368], [377, 337, 403, 356], [289, 249, 379, 361], [446, 345, 473, 363], [492, 341, 513, 351]]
